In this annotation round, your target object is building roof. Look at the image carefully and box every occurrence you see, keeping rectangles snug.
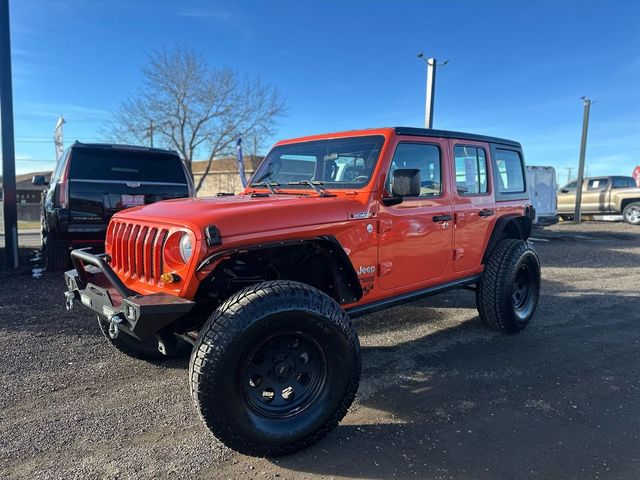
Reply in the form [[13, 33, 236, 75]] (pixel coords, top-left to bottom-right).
[[191, 156, 264, 174], [0, 171, 52, 191]]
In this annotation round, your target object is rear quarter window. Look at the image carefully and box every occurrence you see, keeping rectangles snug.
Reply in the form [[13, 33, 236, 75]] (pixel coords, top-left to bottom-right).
[[69, 148, 187, 184], [494, 148, 525, 194]]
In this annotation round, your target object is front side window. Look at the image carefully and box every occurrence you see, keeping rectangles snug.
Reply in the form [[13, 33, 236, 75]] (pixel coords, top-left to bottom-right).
[[495, 149, 525, 193], [454, 146, 487, 195], [387, 143, 441, 197], [563, 181, 577, 192], [252, 135, 384, 189]]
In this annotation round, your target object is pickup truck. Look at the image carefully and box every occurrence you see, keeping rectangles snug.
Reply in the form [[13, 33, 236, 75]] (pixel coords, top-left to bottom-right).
[[557, 176, 640, 225], [63, 127, 540, 456]]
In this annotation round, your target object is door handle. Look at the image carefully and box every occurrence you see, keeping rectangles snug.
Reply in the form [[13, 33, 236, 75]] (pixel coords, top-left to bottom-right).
[[432, 214, 453, 222], [479, 209, 495, 218]]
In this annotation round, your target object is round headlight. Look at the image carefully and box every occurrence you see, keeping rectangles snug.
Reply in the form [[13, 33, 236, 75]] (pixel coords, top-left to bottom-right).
[[179, 234, 193, 263]]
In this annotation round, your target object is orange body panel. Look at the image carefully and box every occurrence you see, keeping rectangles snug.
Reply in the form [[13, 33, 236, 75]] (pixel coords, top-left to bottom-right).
[[108, 128, 528, 309]]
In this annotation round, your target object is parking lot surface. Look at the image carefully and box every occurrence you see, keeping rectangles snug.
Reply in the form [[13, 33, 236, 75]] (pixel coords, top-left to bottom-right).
[[1, 221, 639, 479]]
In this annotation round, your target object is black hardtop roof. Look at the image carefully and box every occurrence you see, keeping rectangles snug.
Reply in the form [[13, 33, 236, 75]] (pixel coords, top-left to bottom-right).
[[70, 141, 179, 156], [394, 127, 521, 148]]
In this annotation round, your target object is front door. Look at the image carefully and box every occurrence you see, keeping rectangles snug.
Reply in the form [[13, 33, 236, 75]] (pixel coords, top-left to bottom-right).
[[557, 180, 578, 214], [450, 142, 496, 272], [378, 139, 453, 290]]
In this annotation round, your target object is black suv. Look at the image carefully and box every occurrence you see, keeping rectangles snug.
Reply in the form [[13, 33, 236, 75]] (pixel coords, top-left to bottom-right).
[[33, 142, 194, 270]]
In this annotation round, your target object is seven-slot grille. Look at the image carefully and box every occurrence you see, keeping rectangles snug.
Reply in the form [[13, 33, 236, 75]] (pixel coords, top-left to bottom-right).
[[109, 220, 169, 283]]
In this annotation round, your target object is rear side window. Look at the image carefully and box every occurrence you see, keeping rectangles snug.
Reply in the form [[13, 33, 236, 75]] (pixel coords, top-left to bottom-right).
[[388, 143, 441, 197], [494, 149, 525, 193], [69, 148, 187, 183], [454, 146, 487, 195], [587, 178, 608, 191]]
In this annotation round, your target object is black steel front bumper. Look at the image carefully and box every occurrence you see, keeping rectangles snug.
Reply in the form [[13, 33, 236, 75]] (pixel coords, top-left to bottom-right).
[[64, 249, 194, 339]]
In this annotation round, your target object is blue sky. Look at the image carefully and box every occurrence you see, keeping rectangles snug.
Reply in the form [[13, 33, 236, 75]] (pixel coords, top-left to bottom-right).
[[8, 0, 640, 185]]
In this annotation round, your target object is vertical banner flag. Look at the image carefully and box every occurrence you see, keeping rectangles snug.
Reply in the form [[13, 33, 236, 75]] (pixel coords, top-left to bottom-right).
[[54, 115, 65, 161], [236, 136, 247, 188]]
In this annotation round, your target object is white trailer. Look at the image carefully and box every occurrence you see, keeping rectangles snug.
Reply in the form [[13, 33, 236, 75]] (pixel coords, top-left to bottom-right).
[[526, 166, 558, 225]]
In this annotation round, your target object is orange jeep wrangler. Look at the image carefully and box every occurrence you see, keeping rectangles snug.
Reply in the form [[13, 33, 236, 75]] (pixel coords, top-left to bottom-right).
[[63, 127, 540, 456]]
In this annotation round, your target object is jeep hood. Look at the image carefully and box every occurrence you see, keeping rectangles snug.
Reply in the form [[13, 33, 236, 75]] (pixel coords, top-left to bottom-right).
[[114, 194, 367, 238]]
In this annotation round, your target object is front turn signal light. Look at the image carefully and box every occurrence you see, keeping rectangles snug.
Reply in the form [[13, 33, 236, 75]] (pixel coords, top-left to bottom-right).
[[160, 272, 181, 283]]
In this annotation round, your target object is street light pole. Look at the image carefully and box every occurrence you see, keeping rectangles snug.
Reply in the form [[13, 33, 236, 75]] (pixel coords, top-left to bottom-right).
[[417, 53, 448, 129], [0, 0, 18, 269], [574, 97, 592, 223]]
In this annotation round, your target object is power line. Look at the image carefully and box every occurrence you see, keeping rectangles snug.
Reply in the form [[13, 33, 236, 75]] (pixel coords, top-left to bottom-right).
[[14, 158, 55, 163]]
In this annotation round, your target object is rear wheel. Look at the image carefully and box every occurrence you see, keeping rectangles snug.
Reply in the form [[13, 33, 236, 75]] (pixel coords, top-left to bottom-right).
[[477, 239, 540, 333], [623, 202, 640, 225], [44, 236, 70, 271], [189, 280, 361, 457]]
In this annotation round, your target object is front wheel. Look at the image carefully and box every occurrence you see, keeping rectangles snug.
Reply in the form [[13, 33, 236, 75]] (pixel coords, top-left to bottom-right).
[[477, 239, 541, 333], [623, 202, 640, 225], [189, 280, 361, 457]]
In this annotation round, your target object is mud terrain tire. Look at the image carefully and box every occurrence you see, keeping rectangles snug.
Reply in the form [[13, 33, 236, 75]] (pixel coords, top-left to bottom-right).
[[189, 280, 361, 457], [477, 239, 540, 333]]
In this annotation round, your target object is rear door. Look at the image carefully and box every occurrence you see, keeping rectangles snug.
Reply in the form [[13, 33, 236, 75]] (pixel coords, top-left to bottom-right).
[[68, 146, 190, 230], [450, 141, 496, 273], [526, 166, 557, 220]]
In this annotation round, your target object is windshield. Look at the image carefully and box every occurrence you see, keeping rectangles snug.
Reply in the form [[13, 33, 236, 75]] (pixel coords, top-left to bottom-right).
[[252, 135, 385, 190]]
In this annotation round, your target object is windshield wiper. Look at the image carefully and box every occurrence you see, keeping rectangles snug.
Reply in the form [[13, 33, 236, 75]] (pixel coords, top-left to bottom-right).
[[250, 181, 280, 194], [287, 180, 336, 197]]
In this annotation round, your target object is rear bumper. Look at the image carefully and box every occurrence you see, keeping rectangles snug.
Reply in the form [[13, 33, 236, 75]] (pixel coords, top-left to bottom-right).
[[64, 249, 194, 339]]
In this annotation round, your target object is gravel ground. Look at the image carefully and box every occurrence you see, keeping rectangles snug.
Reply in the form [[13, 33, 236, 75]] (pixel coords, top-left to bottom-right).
[[1, 221, 639, 480]]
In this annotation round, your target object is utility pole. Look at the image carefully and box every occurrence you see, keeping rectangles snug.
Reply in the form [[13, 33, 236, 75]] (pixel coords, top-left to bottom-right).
[[0, 0, 18, 269], [417, 53, 448, 129], [574, 97, 592, 223], [148, 120, 154, 147], [566, 167, 574, 184]]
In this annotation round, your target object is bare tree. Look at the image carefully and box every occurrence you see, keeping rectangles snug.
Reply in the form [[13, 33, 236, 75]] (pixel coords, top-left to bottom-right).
[[106, 46, 286, 192]]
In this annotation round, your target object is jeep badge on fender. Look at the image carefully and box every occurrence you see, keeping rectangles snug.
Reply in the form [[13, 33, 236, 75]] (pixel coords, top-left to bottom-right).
[[63, 127, 540, 457]]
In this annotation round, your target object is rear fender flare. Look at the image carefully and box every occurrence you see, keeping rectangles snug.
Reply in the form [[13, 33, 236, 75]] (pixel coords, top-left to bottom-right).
[[482, 214, 532, 263]]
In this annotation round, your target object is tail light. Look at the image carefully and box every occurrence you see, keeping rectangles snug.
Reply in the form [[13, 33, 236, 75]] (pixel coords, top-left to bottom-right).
[[56, 157, 70, 208]]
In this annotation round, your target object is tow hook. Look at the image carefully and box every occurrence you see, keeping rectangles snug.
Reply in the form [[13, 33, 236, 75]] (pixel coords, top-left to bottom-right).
[[108, 313, 125, 339], [64, 291, 75, 311]]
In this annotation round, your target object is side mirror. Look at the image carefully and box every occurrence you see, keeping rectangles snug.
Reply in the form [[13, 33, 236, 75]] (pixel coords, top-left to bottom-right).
[[32, 175, 48, 186], [560, 188, 569, 194], [392, 168, 421, 196], [382, 168, 421, 206]]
